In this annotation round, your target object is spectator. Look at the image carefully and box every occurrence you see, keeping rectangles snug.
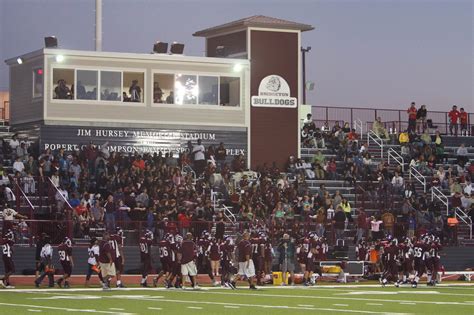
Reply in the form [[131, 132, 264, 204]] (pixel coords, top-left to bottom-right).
[[416, 104, 427, 133], [355, 208, 367, 244], [407, 102, 417, 133], [333, 206, 346, 241], [391, 172, 404, 194], [381, 210, 395, 236], [192, 139, 206, 175], [370, 216, 383, 240], [278, 233, 296, 286], [104, 195, 116, 232], [456, 143, 469, 166], [372, 117, 389, 139], [129, 80, 142, 102], [12, 157, 25, 174], [459, 107, 468, 136], [448, 105, 460, 136]]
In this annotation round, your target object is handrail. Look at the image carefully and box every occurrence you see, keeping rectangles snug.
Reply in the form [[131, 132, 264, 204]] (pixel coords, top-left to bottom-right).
[[7, 175, 35, 217], [353, 118, 363, 136], [455, 207, 472, 240], [47, 177, 73, 211], [431, 185, 449, 215], [387, 148, 405, 172], [221, 204, 237, 225], [367, 130, 384, 158], [409, 166, 427, 193]]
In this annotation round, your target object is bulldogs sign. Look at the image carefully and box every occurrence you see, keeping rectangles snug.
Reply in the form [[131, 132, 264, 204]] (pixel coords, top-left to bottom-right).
[[251, 75, 297, 108]]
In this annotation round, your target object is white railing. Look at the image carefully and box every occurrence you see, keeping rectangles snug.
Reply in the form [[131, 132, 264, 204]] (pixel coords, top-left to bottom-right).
[[387, 148, 405, 172], [221, 204, 237, 225], [367, 130, 384, 158], [353, 118, 363, 137], [431, 185, 449, 215], [409, 166, 426, 192], [455, 207, 472, 240]]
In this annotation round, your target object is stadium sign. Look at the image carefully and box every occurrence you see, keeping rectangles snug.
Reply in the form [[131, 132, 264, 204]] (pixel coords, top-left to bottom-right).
[[251, 75, 297, 108], [40, 125, 247, 158]]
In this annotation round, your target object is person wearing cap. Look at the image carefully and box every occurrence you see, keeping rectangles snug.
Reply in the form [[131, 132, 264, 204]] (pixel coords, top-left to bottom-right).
[[278, 234, 296, 285]]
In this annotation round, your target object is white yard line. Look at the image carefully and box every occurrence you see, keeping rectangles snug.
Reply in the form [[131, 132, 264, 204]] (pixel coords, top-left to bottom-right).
[[224, 306, 240, 309], [27, 310, 42, 313], [366, 303, 383, 306], [109, 308, 125, 311], [333, 304, 349, 306], [298, 304, 314, 307], [400, 303, 416, 305], [148, 307, 162, 310], [183, 289, 474, 306], [187, 306, 203, 309], [0, 302, 135, 314]]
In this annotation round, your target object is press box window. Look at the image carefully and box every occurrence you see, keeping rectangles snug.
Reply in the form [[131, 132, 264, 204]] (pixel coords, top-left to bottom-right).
[[75, 70, 98, 100], [123, 72, 144, 102], [198, 76, 218, 105], [153, 73, 174, 104], [33, 68, 43, 98], [175, 74, 197, 105], [220, 76, 240, 106], [52, 68, 74, 100], [100, 71, 121, 101]]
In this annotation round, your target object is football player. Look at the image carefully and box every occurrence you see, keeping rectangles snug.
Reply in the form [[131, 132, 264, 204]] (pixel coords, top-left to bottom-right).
[[139, 229, 154, 287], [395, 237, 414, 287], [251, 232, 265, 286], [0, 230, 15, 288], [197, 231, 215, 284], [167, 234, 183, 288], [411, 235, 430, 288], [85, 237, 104, 287], [153, 233, 173, 287], [178, 233, 198, 289], [208, 236, 221, 286], [98, 231, 116, 290], [380, 238, 399, 286], [34, 235, 54, 288], [56, 237, 74, 288], [220, 236, 235, 289], [110, 227, 125, 288], [426, 236, 442, 286], [233, 231, 257, 290]]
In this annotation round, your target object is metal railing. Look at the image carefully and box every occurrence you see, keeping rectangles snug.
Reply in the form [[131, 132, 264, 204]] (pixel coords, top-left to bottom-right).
[[409, 166, 427, 193], [367, 130, 384, 158], [455, 207, 472, 240], [8, 175, 35, 217], [431, 185, 449, 215], [387, 148, 405, 172], [353, 118, 364, 136], [221, 204, 237, 225]]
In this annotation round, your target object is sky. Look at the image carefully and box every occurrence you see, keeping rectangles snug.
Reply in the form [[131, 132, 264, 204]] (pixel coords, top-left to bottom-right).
[[0, 0, 472, 111]]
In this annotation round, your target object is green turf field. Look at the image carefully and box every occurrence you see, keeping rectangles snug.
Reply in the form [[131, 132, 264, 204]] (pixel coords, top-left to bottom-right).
[[0, 284, 473, 314]]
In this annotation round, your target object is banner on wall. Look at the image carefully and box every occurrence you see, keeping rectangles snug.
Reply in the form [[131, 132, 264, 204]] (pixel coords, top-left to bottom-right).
[[40, 125, 247, 158], [251, 75, 297, 108]]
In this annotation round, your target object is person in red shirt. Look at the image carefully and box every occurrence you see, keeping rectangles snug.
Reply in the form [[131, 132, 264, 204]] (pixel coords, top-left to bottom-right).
[[407, 102, 417, 133], [448, 105, 460, 136], [233, 231, 256, 290], [459, 107, 468, 136]]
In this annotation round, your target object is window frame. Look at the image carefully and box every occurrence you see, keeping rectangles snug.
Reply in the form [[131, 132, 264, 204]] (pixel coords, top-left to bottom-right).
[[32, 67, 44, 99], [151, 69, 241, 110], [50, 65, 147, 106]]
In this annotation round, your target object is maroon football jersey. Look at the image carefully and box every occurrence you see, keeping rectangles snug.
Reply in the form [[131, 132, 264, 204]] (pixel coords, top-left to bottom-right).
[[356, 244, 368, 261], [139, 237, 152, 258], [197, 238, 210, 256], [221, 243, 234, 262], [0, 238, 14, 258], [209, 241, 221, 261], [109, 234, 123, 260], [180, 240, 196, 264], [237, 239, 251, 262], [158, 240, 171, 261], [58, 243, 73, 262], [384, 245, 399, 262], [413, 242, 428, 261], [98, 240, 113, 263], [429, 243, 442, 259]]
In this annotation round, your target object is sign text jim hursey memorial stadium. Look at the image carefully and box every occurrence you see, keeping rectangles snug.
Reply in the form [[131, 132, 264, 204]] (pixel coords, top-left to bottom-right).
[[40, 125, 247, 157], [251, 75, 297, 108]]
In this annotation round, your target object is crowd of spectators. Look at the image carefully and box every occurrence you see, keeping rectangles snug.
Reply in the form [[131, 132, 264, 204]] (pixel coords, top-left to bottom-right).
[[0, 104, 472, 247]]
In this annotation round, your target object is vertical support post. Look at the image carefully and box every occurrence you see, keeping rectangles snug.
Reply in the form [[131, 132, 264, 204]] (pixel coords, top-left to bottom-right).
[[95, 0, 103, 51]]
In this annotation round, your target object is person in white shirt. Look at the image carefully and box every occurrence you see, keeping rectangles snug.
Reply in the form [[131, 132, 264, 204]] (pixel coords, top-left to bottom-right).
[[192, 139, 206, 175], [3, 186, 16, 208], [464, 181, 472, 196], [9, 136, 20, 154], [85, 238, 104, 287], [55, 187, 69, 212], [12, 157, 25, 174], [34, 236, 54, 287], [391, 172, 404, 193]]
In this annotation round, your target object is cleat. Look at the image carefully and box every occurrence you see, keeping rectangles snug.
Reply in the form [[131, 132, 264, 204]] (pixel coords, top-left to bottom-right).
[[116, 283, 126, 288], [249, 285, 257, 290]]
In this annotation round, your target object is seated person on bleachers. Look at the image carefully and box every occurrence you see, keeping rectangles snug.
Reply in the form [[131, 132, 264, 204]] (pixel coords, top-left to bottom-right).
[[54, 79, 72, 99], [295, 158, 316, 179], [398, 130, 409, 145], [303, 114, 316, 132], [456, 143, 469, 166], [420, 130, 432, 145], [372, 117, 389, 139]]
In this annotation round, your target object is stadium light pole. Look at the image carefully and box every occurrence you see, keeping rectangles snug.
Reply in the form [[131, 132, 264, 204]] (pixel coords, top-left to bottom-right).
[[301, 46, 311, 105]]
